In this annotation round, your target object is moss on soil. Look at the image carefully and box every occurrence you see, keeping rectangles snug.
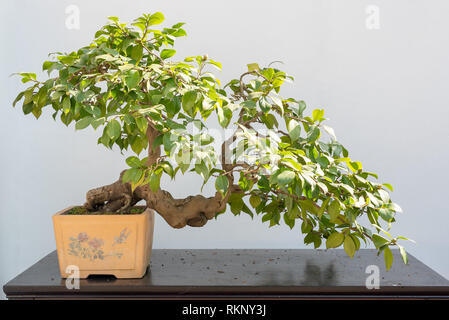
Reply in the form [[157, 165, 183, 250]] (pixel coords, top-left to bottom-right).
[[66, 206, 145, 215]]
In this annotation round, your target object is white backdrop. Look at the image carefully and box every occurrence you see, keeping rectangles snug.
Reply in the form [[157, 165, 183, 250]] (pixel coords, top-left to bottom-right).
[[1, 0, 449, 299]]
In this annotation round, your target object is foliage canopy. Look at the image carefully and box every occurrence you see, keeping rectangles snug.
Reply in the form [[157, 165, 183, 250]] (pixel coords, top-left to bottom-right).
[[13, 12, 410, 270]]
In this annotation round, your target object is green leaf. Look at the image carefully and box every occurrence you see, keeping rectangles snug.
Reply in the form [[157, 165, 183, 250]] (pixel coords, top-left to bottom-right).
[[135, 117, 148, 133], [247, 63, 260, 72], [182, 90, 199, 113], [126, 156, 142, 168], [208, 59, 222, 70], [217, 106, 232, 128], [42, 61, 54, 71], [312, 109, 324, 122], [22, 101, 34, 114], [288, 204, 300, 219], [62, 96, 71, 114], [372, 234, 390, 249], [317, 197, 330, 218], [195, 162, 209, 182], [377, 189, 390, 203], [122, 168, 144, 184], [149, 171, 161, 192], [301, 220, 312, 233], [258, 96, 271, 112], [326, 232, 344, 248], [383, 183, 394, 192], [84, 105, 101, 117], [125, 70, 141, 89], [307, 127, 320, 142], [160, 49, 176, 60], [378, 207, 394, 222], [287, 119, 301, 142], [328, 200, 340, 221], [106, 119, 121, 140], [131, 45, 143, 62], [75, 117, 92, 130], [249, 195, 262, 208], [296, 101, 306, 115], [344, 235, 356, 258], [348, 161, 362, 173], [131, 136, 144, 154], [322, 125, 337, 141], [12, 91, 24, 107], [283, 213, 295, 229], [215, 175, 229, 197], [384, 246, 393, 271], [398, 245, 408, 265], [32, 106, 42, 119], [277, 170, 295, 185], [148, 12, 165, 25], [199, 133, 214, 145]]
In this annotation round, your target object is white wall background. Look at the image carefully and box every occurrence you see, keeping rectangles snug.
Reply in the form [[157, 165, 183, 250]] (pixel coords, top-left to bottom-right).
[[1, 0, 448, 299]]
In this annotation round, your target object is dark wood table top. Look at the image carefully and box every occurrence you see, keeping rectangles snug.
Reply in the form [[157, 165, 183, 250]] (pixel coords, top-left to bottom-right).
[[3, 249, 449, 299]]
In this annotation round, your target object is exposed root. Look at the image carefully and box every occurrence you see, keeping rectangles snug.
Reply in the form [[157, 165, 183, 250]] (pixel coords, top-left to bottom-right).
[[84, 171, 136, 212], [84, 171, 239, 229]]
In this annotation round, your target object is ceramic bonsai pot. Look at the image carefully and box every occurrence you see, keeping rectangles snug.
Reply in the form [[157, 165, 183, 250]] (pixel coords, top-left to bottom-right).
[[53, 206, 154, 279]]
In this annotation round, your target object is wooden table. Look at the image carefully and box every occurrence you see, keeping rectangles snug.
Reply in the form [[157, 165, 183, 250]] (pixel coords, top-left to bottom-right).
[[3, 249, 449, 299]]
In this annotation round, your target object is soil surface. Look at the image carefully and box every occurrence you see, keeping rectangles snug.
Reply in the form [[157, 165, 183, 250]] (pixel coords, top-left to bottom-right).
[[65, 206, 145, 215]]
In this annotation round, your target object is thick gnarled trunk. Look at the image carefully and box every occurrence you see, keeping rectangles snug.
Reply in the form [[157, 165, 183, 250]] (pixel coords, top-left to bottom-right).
[[84, 170, 229, 228]]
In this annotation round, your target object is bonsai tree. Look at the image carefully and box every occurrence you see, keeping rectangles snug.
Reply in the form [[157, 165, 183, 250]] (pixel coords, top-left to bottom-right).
[[13, 12, 410, 270]]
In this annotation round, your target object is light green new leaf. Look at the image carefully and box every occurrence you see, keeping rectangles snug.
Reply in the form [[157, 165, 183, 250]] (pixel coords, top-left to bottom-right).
[[344, 235, 356, 258], [277, 170, 295, 185], [149, 171, 161, 192], [384, 246, 393, 271], [217, 106, 232, 128], [312, 109, 324, 122], [148, 12, 165, 25], [131, 45, 143, 62], [247, 63, 260, 72], [326, 232, 344, 248], [398, 245, 408, 265], [287, 119, 301, 142], [161, 49, 176, 60]]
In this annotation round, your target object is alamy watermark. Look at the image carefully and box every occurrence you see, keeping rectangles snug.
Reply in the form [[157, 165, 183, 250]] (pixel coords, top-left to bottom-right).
[[365, 264, 380, 289], [65, 264, 80, 289], [365, 5, 380, 30], [65, 5, 80, 30]]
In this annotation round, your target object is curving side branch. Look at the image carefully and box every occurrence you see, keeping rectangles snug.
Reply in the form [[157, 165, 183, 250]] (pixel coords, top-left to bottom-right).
[[84, 170, 241, 228]]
